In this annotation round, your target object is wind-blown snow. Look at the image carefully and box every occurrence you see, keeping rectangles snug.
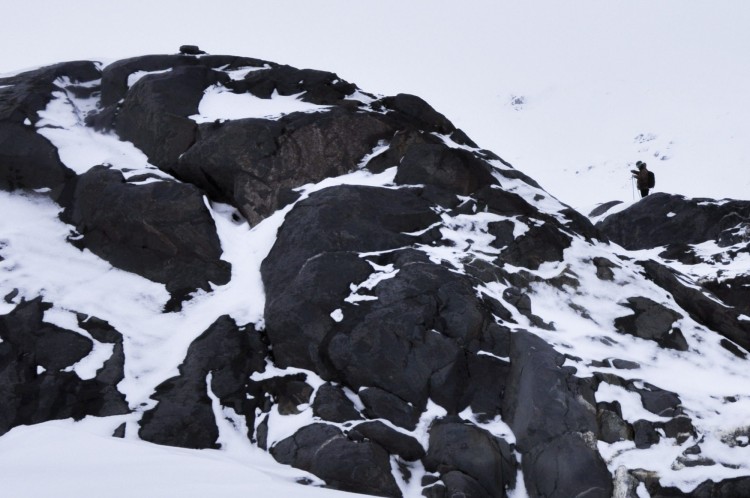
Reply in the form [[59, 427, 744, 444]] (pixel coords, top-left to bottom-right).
[[191, 86, 330, 122]]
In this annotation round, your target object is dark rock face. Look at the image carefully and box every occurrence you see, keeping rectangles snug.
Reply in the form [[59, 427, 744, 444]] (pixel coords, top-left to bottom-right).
[[176, 108, 396, 225], [615, 297, 688, 350], [638, 260, 750, 351], [394, 143, 498, 195], [0, 61, 99, 194], [271, 423, 402, 497], [0, 298, 128, 436], [0, 122, 73, 193], [114, 66, 228, 168], [597, 193, 750, 250], [229, 64, 358, 105], [139, 316, 264, 449], [503, 331, 612, 496], [59, 166, 230, 309], [424, 417, 516, 497]]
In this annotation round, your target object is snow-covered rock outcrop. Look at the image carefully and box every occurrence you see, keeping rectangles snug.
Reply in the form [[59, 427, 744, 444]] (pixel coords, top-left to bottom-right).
[[2, 50, 750, 498]]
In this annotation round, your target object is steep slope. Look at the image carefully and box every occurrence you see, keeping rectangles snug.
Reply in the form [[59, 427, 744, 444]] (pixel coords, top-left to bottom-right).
[[1, 51, 750, 498]]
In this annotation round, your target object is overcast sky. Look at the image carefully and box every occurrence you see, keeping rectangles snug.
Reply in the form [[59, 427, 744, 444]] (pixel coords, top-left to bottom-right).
[[3, 0, 749, 207]]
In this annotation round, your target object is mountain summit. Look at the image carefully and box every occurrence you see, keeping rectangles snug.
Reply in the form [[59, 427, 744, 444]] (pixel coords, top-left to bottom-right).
[[1, 51, 749, 498]]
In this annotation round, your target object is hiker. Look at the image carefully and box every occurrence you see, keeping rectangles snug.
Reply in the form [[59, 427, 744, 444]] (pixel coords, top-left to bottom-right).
[[631, 161, 650, 198]]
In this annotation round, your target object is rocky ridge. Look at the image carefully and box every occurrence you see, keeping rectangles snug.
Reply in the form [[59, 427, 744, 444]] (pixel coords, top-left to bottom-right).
[[1, 50, 749, 497]]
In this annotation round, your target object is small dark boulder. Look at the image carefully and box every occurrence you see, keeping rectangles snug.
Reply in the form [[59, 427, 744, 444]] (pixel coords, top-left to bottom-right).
[[271, 423, 402, 497], [312, 383, 363, 423], [359, 387, 421, 431], [179, 45, 206, 55], [614, 297, 688, 351], [424, 417, 516, 497], [0, 298, 128, 436], [349, 420, 425, 461]]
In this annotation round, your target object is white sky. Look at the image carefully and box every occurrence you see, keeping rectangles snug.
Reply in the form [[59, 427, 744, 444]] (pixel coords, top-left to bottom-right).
[[3, 0, 749, 210]]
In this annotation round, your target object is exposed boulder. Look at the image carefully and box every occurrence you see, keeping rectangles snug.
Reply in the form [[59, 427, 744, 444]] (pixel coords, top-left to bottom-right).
[[0, 61, 99, 195], [502, 331, 611, 495], [0, 298, 128, 436], [393, 143, 498, 195], [100, 53, 272, 106], [176, 108, 396, 225], [349, 420, 426, 462], [228, 64, 358, 105], [614, 297, 688, 351], [59, 166, 230, 310], [0, 60, 100, 124], [638, 260, 750, 351], [424, 417, 516, 497], [114, 65, 228, 168], [523, 432, 613, 498], [139, 316, 264, 449], [311, 383, 363, 423], [0, 122, 74, 194], [270, 423, 402, 497], [597, 193, 750, 250]]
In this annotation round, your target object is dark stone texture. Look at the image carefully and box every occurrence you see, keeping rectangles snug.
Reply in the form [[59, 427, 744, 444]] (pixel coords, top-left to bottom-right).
[[638, 260, 750, 351], [597, 401, 633, 443], [176, 108, 396, 225], [502, 219, 572, 270], [0, 60, 100, 124], [523, 432, 613, 498], [264, 251, 372, 376], [380, 93, 456, 135], [139, 316, 264, 449], [229, 64, 358, 105], [59, 166, 230, 309], [114, 65, 228, 168], [615, 297, 688, 350], [100, 53, 272, 106], [502, 330, 598, 452], [349, 420, 425, 461], [312, 383, 363, 423], [0, 122, 74, 194], [637, 382, 682, 417], [270, 423, 402, 497], [502, 331, 611, 496], [359, 387, 421, 431], [394, 144, 497, 195], [0, 298, 128, 436], [257, 374, 313, 415], [633, 419, 661, 448], [597, 193, 750, 250], [424, 417, 516, 497], [588, 200, 623, 218], [261, 185, 441, 373]]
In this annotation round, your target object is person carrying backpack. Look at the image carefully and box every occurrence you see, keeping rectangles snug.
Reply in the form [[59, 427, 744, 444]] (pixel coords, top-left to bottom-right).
[[631, 160, 653, 198]]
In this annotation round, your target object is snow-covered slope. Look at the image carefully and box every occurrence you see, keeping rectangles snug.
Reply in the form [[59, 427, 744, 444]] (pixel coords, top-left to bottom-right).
[[1, 52, 749, 498]]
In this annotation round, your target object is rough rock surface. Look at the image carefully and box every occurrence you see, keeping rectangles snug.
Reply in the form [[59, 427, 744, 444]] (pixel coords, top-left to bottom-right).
[[2, 51, 750, 498], [58, 165, 231, 310]]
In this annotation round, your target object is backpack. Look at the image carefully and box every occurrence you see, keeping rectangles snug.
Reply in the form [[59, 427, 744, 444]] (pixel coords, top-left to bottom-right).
[[647, 171, 655, 188]]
